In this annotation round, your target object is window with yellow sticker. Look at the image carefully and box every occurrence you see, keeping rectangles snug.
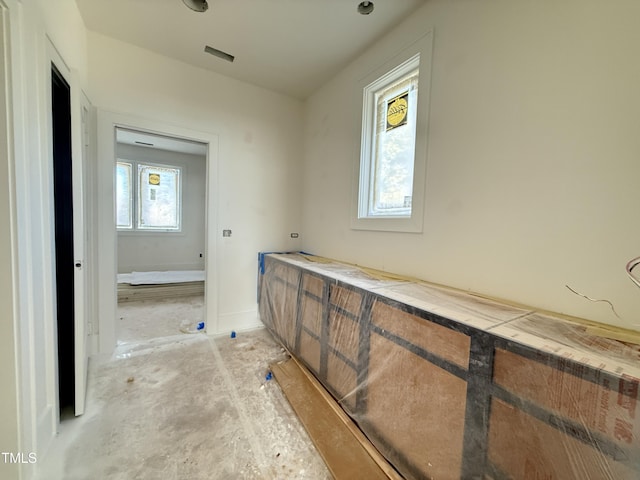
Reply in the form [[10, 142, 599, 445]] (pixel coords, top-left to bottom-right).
[[353, 31, 432, 233], [116, 161, 182, 232]]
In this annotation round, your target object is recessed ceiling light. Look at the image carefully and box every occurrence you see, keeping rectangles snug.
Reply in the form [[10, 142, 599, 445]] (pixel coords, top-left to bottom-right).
[[183, 0, 208, 13], [357, 1, 374, 15]]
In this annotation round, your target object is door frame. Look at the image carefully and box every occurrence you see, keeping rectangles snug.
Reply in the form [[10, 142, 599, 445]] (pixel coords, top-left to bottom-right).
[[46, 40, 71, 427], [46, 39, 91, 417], [50, 59, 75, 415], [95, 110, 219, 353], [0, 2, 21, 476]]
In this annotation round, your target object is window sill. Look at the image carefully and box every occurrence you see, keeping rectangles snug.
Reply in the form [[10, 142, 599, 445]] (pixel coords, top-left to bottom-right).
[[117, 229, 185, 236], [350, 215, 423, 233]]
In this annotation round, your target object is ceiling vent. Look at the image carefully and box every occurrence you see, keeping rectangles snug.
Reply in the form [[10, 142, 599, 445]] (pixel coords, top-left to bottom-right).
[[204, 45, 235, 63]]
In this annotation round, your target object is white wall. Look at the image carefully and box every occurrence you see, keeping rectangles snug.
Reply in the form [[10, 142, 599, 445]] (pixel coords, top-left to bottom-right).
[[302, 0, 640, 331], [116, 144, 206, 273], [89, 32, 304, 339], [0, 5, 20, 479], [1, 1, 90, 478], [35, 0, 88, 85]]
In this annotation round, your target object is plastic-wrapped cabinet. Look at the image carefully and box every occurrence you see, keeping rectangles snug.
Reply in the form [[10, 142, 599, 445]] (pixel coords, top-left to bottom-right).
[[258, 253, 640, 480]]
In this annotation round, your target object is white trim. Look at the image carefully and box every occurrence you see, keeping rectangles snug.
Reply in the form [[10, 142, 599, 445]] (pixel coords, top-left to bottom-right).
[[351, 30, 433, 233], [81, 91, 99, 356], [70, 68, 88, 417], [5, 1, 44, 477], [359, 54, 419, 219], [1, 2, 95, 476], [96, 110, 219, 353], [214, 308, 261, 336], [115, 160, 133, 229], [45, 34, 72, 441], [0, 2, 22, 479]]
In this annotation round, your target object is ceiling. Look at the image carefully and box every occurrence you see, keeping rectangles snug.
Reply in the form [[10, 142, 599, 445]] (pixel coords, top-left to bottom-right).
[[75, 0, 426, 99]]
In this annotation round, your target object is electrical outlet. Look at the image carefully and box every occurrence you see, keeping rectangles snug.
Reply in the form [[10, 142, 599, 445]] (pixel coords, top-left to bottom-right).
[[223, 229, 232, 237], [199, 253, 203, 258], [290, 233, 299, 239]]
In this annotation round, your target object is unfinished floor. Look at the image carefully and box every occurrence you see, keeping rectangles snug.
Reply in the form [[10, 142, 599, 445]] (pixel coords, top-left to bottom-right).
[[36, 295, 331, 480]]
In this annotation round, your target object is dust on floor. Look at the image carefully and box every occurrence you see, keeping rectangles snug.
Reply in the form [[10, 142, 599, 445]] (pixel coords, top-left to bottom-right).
[[36, 298, 331, 480]]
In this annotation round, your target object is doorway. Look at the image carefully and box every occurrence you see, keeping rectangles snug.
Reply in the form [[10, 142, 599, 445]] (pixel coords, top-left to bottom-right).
[[114, 128, 208, 345], [95, 111, 219, 352], [51, 64, 75, 414]]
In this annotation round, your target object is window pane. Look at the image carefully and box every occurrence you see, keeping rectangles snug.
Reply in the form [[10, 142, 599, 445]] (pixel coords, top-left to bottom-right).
[[371, 69, 419, 216], [137, 164, 181, 230], [116, 162, 132, 228]]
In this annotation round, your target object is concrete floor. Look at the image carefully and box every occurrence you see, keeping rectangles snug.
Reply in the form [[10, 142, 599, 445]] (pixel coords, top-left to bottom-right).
[[36, 296, 331, 480]]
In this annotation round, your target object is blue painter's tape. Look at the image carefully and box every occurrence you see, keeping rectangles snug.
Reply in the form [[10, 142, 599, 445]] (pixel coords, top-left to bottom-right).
[[258, 252, 267, 275], [258, 251, 314, 275]]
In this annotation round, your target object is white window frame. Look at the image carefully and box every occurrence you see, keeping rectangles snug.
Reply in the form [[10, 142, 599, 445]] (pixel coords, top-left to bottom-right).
[[352, 31, 433, 233], [116, 158, 183, 233], [116, 161, 133, 229], [361, 57, 419, 218]]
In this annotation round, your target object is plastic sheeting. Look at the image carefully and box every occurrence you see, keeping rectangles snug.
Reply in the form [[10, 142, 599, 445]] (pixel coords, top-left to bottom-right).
[[258, 252, 640, 480]]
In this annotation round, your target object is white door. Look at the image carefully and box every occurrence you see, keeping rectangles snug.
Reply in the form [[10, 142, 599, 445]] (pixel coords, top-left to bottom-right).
[[71, 79, 90, 416]]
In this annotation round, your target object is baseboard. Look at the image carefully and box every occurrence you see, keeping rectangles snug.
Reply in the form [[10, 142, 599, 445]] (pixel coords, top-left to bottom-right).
[[211, 308, 263, 336], [36, 404, 55, 460], [118, 263, 205, 273]]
